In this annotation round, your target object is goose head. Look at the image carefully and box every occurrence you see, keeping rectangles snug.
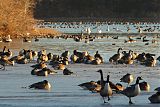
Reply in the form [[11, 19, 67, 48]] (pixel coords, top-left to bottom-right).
[[136, 76, 143, 84]]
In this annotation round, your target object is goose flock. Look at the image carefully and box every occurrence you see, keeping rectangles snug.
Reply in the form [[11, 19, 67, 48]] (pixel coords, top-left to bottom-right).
[[0, 42, 159, 105]]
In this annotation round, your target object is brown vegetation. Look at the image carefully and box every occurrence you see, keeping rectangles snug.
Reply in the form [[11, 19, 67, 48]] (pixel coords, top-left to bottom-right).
[[0, 0, 59, 38]]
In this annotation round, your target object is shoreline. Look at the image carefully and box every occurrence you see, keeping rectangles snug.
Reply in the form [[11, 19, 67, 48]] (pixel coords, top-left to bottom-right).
[[7, 32, 160, 39], [36, 17, 160, 23]]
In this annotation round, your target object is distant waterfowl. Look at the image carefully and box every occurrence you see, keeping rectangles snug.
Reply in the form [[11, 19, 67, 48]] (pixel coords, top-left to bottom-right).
[[119, 76, 142, 104], [34, 37, 39, 42], [120, 73, 134, 86], [109, 48, 123, 64], [148, 92, 160, 103], [142, 36, 149, 42], [124, 37, 136, 43], [112, 36, 119, 39], [28, 80, 51, 90], [97, 70, 112, 103], [3, 35, 12, 42], [23, 37, 31, 42]]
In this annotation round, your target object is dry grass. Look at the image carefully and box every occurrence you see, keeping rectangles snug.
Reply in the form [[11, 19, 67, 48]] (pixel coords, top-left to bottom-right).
[[0, 0, 59, 38]]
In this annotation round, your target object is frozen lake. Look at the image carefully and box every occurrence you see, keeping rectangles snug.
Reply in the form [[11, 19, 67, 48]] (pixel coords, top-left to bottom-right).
[[0, 35, 159, 107]]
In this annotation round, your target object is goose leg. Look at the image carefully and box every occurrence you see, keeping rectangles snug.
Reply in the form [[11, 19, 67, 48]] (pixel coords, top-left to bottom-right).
[[103, 97, 106, 103], [108, 96, 111, 101], [129, 97, 133, 104], [127, 83, 129, 87]]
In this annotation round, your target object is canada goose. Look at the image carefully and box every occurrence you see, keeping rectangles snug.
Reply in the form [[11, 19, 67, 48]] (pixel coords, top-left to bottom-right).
[[39, 54, 48, 62], [31, 67, 56, 75], [148, 92, 160, 103], [4, 49, 13, 57], [91, 58, 102, 65], [0, 57, 14, 70], [53, 63, 65, 70], [139, 81, 150, 91], [144, 56, 156, 67], [30, 62, 47, 69], [32, 50, 38, 60], [94, 51, 104, 63], [109, 48, 123, 64], [156, 56, 160, 62], [63, 68, 73, 75], [61, 51, 70, 58], [154, 87, 160, 92], [136, 52, 146, 63], [131, 52, 139, 60], [16, 57, 28, 64], [29, 80, 51, 90], [61, 57, 69, 65], [119, 76, 142, 104], [97, 70, 112, 103], [120, 73, 134, 86], [116, 83, 124, 91], [120, 50, 133, 64], [25, 50, 33, 61], [36, 69, 48, 76], [47, 53, 53, 60], [0, 46, 6, 56], [33, 67, 57, 76], [84, 55, 94, 64], [70, 54, 78, 63], [78, 81, 101, 92], [73, 50, 84, 60]]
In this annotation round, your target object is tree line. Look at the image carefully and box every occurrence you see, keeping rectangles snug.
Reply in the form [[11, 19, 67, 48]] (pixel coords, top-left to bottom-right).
[[34, 0, 160, 21]]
